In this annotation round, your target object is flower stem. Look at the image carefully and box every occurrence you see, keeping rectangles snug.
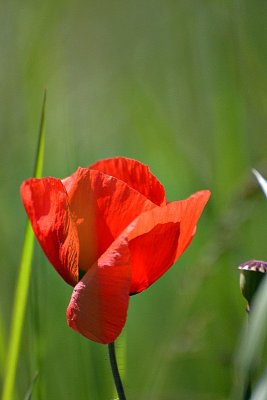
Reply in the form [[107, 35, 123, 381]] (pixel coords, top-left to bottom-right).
[[108, 342, 126, 400]]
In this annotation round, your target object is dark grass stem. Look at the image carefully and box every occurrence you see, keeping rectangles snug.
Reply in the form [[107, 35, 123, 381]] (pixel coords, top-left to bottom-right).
[[108, 342, 126, 400]]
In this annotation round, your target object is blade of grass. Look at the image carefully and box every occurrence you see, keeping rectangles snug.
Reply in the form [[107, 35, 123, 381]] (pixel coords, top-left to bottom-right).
[[250, 367, 267, 400], [0, 310, 6, 377], [234, 275, 267, 399], [233, 169, 267, 399], [24, 371, 39, 400], [252, 169, 267, 198], [2, 90, 46, 400]]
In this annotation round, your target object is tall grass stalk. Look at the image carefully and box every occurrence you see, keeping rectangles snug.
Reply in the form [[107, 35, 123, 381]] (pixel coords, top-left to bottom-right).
[[1, 91, 46, 400], [0, 311, 6, 378], [234, 275, 267, 399]]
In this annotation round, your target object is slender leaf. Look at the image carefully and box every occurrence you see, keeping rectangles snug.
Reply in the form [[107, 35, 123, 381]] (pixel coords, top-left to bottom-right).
[[24, 371, 39, 400], [251, 366, 267, 400], [234, 275, 267, 399], [2, 91, 46, 400], [252, 169, 267, 198], [0, 310, 6, 377]]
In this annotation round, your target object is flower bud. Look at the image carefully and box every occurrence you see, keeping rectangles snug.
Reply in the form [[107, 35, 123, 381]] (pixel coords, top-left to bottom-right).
[[239, 260, 267, 306]]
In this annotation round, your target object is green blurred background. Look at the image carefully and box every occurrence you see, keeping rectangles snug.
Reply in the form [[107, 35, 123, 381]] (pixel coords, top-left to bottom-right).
[[1, 0, 267, 399]]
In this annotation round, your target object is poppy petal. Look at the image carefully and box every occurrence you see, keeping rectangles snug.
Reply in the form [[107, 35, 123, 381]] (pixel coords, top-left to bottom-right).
[[20, 178, 79, 286], [129, 190, 210, 293], [62, 167, 155, 272], [171, 190, 211, 259], [67, 234, 131, 344], [129, 222, 180, 294], [90, 157, 166, 206]]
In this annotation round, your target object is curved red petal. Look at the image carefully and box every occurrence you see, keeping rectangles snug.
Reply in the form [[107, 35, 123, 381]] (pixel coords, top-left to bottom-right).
[[129, 222, 180, 293], [67, 234, 131, 344], [129, 190, 210, 293], [170, 190, 211, 259], [62, 167, 155, 272], [90, 157, 166, 206], [20, 178, 79, 286]]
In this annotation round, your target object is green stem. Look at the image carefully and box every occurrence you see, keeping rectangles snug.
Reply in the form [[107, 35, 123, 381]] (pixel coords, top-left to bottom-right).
[[108, 342, 126, 400], [243, 303, 252, 400]]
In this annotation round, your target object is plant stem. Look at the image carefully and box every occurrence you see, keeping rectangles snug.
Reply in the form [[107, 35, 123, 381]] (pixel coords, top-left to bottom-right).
[[108, 342, 126, 400], [243, 303, 252, 400]]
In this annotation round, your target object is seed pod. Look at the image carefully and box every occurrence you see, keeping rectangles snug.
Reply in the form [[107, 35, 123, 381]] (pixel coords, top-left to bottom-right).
[[239, 260, 267, 306]]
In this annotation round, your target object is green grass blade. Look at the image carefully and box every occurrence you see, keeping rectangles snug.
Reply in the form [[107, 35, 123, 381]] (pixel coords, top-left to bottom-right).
[[234, 275, 267, 399], [1, 91, 46, 400], [24, 371, 39, 400], [33, 89, 46, 179], [250, 366, 267, 400], [0, 311, 6, 378], [252, 169, 267, 199]]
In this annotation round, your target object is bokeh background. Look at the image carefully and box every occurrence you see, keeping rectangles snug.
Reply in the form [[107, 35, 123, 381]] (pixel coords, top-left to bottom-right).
[[1, 1, 267, 399]]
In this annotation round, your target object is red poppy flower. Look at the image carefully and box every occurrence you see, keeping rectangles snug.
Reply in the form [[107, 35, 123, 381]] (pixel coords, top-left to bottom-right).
[[20, 157, 210, 344]]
